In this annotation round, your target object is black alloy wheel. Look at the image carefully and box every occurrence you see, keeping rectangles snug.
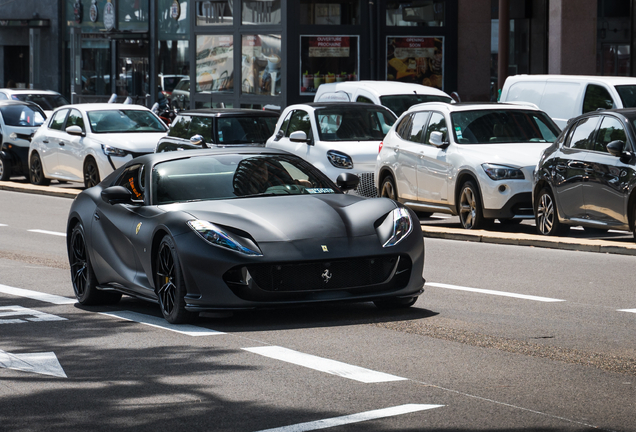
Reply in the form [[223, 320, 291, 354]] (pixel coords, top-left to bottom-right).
[[155, 235, 196, 324], [374, 296, 418, 309], [30, 152, 50, 186], [83, 158, 100, 188], [458, 180, 486, 230], [69, 223, 121, 305], [0, 154, 10, 181], [380, 175, 397, 200], [535, 187, 566, 236]]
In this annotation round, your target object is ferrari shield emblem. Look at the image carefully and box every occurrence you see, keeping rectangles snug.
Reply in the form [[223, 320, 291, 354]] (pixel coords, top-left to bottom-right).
[[136, 222, 142, 235], [321, 245, 328, 252]]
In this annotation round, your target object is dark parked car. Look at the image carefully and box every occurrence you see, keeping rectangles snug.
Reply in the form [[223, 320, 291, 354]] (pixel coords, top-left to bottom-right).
[[67, 148, 425, 323], [155, 109, 280, 152], [533, 108, 636, 238]]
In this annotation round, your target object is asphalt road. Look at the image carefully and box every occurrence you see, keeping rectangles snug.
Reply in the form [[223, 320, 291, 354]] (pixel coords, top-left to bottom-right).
[[0, 190, 634, 432]]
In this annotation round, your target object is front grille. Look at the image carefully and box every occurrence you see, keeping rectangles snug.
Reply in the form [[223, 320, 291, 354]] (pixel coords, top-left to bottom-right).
[[355, 172, 378, 198]]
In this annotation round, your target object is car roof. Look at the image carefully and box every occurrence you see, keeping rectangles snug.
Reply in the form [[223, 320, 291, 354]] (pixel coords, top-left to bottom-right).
[[285, 101, 391, 110], [53, 103, 153, 112], [0, 100, 42, 108], [0, 89, 61, 95], [177, 108, 279, 117], [317, 80, 450, 97], [406, 101, 543, 114], [505, 74, 636, 86]]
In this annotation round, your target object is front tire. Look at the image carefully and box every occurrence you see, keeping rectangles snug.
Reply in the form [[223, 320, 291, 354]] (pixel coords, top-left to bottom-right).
[[69, 223, 121, 305], [458, 180, 487, 230], [30, 152, 50, 186], [83, 157, 100, 188], [535, 187, 565, 236], [155, 235, 196, 324], [0, 154, 10, 181]]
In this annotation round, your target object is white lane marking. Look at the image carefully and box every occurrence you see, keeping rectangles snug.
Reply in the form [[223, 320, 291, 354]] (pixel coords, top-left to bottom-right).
[[254, 404, 444, 432], [99, 311, 225, 336], [0, 305, 66, 324], [243, 346, 406, 383], [618, 309, 636, 314], [0, 349, 67, 378], [0, 284, 76, 305], [0, 224, 7, 227], [427, 282, 565, 303], [27, 229, 66, 237]]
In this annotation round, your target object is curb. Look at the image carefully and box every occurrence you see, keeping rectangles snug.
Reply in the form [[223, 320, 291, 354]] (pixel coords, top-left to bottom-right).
[[0, 181, 82, 199]]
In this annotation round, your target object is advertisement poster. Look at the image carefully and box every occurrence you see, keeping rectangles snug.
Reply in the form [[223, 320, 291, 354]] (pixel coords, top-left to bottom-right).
[[196, 35, 234, 92], [387, 36, 443, 89], [300, 36, 358, 95], [241, 34, 282, 96]]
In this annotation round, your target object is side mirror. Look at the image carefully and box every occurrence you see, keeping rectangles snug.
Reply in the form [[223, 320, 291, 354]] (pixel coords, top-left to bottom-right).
[[429, 131, 448, 148], [607, 139, 625, 157], [190, 134, 209, 148], [336, 172, 360, 191], [290, 130, 308, 143], [101, 186, 134, 205], [65, 125, 85, 137]]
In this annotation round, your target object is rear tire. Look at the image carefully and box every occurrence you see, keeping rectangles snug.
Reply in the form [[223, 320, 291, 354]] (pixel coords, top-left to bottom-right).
[[0, 154, 10, 181], [29, 152, 50, 186], [83, 157, 100, 188]]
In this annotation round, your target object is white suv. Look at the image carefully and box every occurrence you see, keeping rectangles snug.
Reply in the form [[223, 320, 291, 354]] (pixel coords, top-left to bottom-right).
[[375, 102, 561, 229], [266, 102, 397, 197]]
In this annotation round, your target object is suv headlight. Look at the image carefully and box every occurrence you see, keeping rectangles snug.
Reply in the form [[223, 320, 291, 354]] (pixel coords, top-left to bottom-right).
[[187, 220, 262, 256], [378, 207, 413, 247], [327, 150, 353, 169], [482, 163, 525, 180], [102, 144, 127, 157]]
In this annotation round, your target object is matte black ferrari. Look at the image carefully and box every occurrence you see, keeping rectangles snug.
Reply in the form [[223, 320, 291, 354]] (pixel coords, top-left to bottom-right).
[[67, 148, 425, 323]]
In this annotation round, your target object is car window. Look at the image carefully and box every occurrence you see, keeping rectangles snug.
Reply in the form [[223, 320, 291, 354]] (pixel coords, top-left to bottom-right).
[[594, 116, 627, 153], [286, 110, 313, 140], [217, 116, 277, 144], [115, 164, 145, 201], [395, 114, 413, 140], [615, 85, 636, 108], [567, 117, 600, 150], [0, 104, 46, 127], [424, 112, 447, 144], [88, 110, 167, 133], [49, 109, 69, 130], [583, 84, 615, 113], [15, 93, 70, 111], [407, 111, 430, 143], [314, 106, 396, 141], [189, 116, 213, 142], [65, 109, 85, 131], [168, 115, 192, 139], [0, 93, 7, 100], [356, 95, 374, 104]]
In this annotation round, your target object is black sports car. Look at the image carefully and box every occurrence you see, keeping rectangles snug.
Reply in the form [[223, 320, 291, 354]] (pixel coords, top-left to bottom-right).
[[67, 148, 425, 323]]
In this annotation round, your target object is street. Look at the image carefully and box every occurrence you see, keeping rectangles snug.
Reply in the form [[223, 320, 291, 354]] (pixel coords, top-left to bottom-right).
[[0, 189, 634, 431]]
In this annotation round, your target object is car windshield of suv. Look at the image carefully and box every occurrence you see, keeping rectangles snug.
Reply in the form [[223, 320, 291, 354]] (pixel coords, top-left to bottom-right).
[[88, 109, 168, 133], [12, 93, 70, 111], [615, 85, 636, 108], [0, 105, 46, 127], [450, 109, 560, 144], [380, 94, 452, 116], [315, 106, 396, 141], [153, 154, 338, 204]]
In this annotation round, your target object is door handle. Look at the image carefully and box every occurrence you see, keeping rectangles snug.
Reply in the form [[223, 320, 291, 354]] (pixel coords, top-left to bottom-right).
[[94, 213, 100, 220], [42, 140, 49, 144], [59, 142, 65, 146]]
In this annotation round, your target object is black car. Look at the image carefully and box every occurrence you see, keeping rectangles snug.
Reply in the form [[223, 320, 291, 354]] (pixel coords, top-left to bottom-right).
[[67, 148, 425, 323], [533, 108, 636, 237], [0, 100, 47, 181], [155, 109, 279, 152]]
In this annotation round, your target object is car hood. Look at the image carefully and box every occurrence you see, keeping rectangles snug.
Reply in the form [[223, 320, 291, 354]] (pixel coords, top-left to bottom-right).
[[454, 142, 551, 168], [166, 194, 397, 242], [92, 132, 167, 153]]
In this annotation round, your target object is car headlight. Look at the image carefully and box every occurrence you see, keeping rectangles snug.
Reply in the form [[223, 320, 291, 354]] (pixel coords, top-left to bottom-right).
[[187, 220, 262, 256], [481, 163, 525, 180], [102, 144, 127, 157], [327, 150, 353, 169], [378, 207, 413, 248]]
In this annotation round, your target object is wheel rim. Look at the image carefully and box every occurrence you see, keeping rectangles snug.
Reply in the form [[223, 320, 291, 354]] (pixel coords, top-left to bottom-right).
[[156, 243, 176, 317], [85, 161, 99, 188], [537, 193, 554, 235], [459, 186, 477, 229], [30, 156, 42, 184], [70, 229, 89, 298], [0, 158, 4, 178], [381, 179, 396, 200]]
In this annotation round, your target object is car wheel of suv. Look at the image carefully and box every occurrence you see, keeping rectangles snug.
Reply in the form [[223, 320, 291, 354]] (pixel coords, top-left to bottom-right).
[[30, 152, 51, 186], [380, 175, 397, 200], [458, 181, 486, 230], [83, 157, 100, 188], [0, 154, 10, 181], [535, 187, 565, 236]]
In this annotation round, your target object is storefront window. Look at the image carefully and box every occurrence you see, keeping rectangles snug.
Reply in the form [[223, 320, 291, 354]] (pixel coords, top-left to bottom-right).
[[242, 1, 281, 25], [387, 36, 444, 89], [196, 0, 234, 26], [386, 1, 445, 27], [81, 40, 111, 96], [299, 0, 359, 25], [242, 35, 282, 96], [158, 0, 189, 36], [118, 0, 149, 32], [196, 35, 234, 93], [300, 36, 358, 95]]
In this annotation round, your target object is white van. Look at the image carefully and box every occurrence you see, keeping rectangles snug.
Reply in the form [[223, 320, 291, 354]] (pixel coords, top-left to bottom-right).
[[500, 74, 636, 128], [314, 80, 453, 117]]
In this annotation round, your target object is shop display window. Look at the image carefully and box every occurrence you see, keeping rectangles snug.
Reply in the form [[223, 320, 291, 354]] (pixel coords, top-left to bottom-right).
[[300, 36, 358, 95], [299, 0, 359, 25], [196, 0, 234, 26], [158, 0, 189, 36], [242, 1, 282, 25], [118, 0, 150, 32], [386, 1, 445, 27], [242, 35, 282, 96], [196, 35, 234, 93], [386, 36, 444, 89]]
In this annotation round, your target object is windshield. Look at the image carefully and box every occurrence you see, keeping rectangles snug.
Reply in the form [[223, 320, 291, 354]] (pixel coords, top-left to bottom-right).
[[615, 85, 636, 108], [0, 105, 46, 127], [153, 154, 338, 204], [315, 106, 396, 141], [380, 94, 452, 116], [88, 109, 168, 133], [12, 93, 69, 111], [450, 109, 560, 144]]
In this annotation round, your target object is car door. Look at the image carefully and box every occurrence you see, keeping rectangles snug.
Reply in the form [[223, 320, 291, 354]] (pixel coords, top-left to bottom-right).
[[395, 111, 428, 201], [418, 111, 451, 204], [39, 108, 70, 177], [553, 116, 600, 220], [582, 115, 632, 226], [56, 108, 86, 181]]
